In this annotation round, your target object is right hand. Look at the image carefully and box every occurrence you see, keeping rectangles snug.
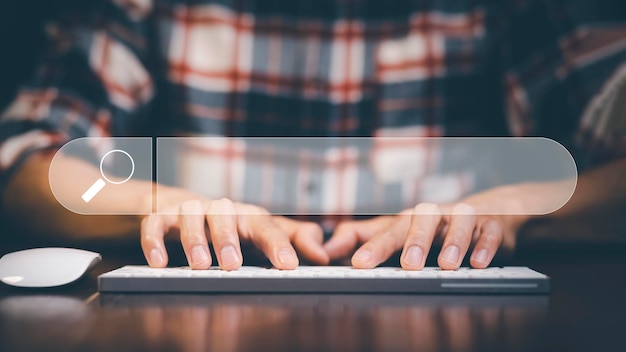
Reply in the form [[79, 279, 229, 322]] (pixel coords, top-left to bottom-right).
[[140, 187, 329, 270]]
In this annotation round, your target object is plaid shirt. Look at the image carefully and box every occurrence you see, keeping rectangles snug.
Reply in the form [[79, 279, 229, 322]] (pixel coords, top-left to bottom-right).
[[1, 0, 626, 217]]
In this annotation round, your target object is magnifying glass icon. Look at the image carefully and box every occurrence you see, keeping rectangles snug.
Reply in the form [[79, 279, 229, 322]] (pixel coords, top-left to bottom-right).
[[81, 149, 135, 203]]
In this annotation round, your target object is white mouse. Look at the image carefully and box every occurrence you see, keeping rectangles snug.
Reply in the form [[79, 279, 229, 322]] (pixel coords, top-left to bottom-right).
[[0, 248, 101, 288]]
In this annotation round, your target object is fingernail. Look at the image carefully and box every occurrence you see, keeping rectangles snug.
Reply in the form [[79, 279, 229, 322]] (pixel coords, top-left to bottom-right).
[[404, 246, 423, 266], [441, 245, 460, 264], [191, 245, 210, 265], [474, 249, 488, 264], [150, 248, 164, 266], [353, 249, 373, 264], [220, 246, 239, 268], [278, 249, 297, 265]]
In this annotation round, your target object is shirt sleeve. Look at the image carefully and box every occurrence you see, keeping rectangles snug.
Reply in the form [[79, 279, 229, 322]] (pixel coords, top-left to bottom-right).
[[0, 0, 155, 198], [500, 0, 626, 169]]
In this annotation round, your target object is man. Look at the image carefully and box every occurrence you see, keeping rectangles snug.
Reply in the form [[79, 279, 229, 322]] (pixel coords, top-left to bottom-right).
[[1, 0, 625, 271]]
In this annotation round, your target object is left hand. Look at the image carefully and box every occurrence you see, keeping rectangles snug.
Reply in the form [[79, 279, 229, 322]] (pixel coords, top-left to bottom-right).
[[323, 187, 530, 270], [141, 186, 329, 271]]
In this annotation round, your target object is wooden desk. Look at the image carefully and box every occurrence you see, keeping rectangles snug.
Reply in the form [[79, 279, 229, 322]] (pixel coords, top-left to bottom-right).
[[1, 249, 624, 352]]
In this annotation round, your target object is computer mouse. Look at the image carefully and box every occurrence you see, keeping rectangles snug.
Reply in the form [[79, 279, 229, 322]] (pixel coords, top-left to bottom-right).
[[0, 248, 101, 288]]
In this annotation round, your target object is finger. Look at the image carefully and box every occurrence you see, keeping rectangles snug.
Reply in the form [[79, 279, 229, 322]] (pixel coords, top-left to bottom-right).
[[400, 203, 442, 270], [141, 214, 169, 268], [324, 216, 394, 261], [351, 218, 408, 269], [469, 219, 503, 269], [273, 217, 329, 265], [179, 200, 212, 269], [248, 216, 299, 270], [206, 198, 242, 271], [438, 203, 476, 270]]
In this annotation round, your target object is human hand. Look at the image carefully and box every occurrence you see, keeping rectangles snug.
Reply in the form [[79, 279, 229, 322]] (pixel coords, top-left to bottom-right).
[[324, 187, 530, 270], [140, 187, 329, 270]]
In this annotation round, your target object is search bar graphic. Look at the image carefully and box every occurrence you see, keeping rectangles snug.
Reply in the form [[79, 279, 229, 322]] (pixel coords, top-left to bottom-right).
[[49, 137, 577, 215]]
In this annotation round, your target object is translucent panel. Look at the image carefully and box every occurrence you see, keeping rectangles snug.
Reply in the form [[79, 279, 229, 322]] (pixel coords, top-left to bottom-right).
[[48, 137, 153, 215], [156, 137, 577, 215]]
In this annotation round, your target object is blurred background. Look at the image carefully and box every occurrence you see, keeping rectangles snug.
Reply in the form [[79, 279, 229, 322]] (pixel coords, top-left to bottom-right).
[[0, 0, 93, 111], [1, 0, 626, 113]]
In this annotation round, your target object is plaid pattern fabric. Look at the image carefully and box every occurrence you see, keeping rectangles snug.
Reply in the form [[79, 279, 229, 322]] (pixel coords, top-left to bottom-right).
[[1, 0, 626, 214], [160, 137, 479, 216]]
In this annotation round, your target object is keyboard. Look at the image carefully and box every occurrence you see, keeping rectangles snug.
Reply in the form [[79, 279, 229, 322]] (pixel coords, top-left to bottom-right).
[[98, 266, 549, 294]]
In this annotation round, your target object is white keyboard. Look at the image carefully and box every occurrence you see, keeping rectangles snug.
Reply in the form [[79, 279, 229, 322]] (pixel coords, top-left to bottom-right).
[[98, 266, 549, 294]]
